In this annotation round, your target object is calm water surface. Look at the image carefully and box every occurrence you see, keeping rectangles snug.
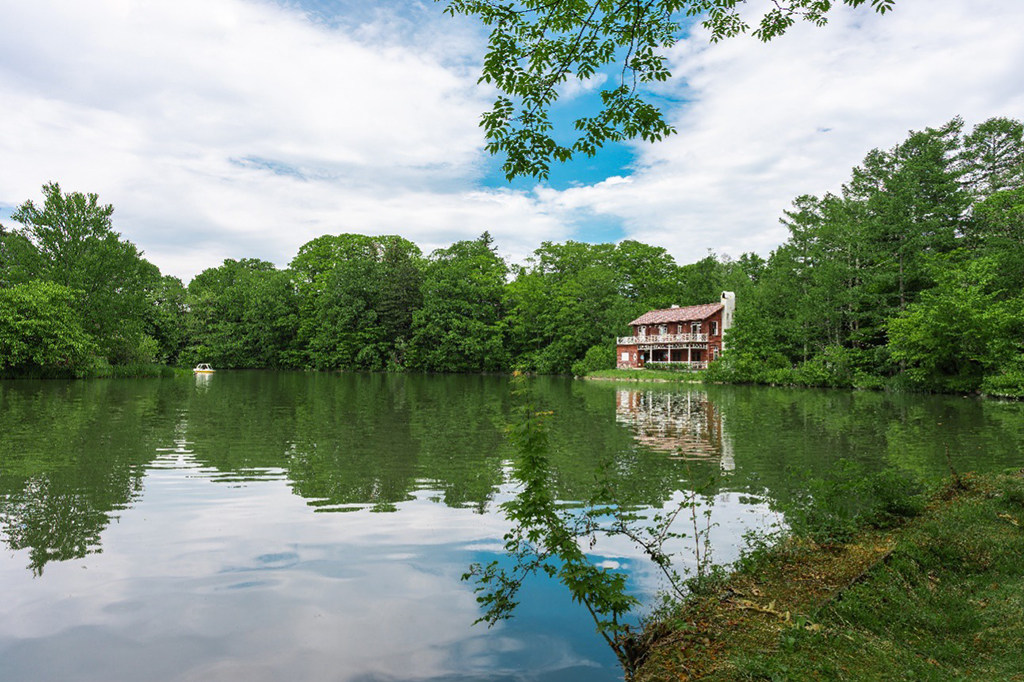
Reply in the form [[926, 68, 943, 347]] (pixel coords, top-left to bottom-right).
[[1, 373, 1022, 681]]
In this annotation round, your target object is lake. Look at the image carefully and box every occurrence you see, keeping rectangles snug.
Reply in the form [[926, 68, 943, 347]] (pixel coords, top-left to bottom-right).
[[1, 373, 1022, 681]]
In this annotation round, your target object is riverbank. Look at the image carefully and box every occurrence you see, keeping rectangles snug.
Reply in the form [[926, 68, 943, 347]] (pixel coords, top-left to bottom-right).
[[0, 363, 188, 380], [583, 368, 706, 383], [635, 470, 1024, 681], [583, 366, 1024, 400]]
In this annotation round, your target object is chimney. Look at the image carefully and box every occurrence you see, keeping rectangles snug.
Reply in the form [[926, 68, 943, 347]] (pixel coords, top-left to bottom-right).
[[720, 291, 736, 350]]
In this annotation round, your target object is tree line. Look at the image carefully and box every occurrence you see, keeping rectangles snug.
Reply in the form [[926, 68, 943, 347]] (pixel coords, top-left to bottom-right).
[[710, 116, 1024, 396], [0, 183, 755, 377], [2, 115, 1022, 394]]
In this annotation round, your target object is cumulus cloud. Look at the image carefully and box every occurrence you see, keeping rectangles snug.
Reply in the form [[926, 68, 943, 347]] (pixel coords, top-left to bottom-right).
[[1, 0, 1022, 279], [0, 0, 568, 279], [557, 73, 609, 101], [537, 0, 1024, 263]]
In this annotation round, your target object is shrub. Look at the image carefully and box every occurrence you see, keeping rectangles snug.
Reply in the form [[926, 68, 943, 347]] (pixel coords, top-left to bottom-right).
[[981, 358, 1024, 398], [863, 467, 926, 528], [571, 343, 615, 376], [704, 351, 790, 384], [106, 333, 161, 366], [0, 281, 96, 377]]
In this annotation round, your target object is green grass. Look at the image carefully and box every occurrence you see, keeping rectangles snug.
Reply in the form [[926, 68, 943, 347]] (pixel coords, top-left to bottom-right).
[[86, 363, 186, 378], [584, 368, 705, 382], [637, 471, 1024, 682]]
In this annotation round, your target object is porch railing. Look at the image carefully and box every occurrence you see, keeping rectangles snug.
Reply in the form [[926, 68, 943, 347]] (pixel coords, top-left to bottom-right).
[[616, 333, 708, 345], [646, 361, 708, 370]]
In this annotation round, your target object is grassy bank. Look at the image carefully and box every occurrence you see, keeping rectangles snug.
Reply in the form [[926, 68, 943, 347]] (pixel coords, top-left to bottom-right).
[[1, 363, 188, 380], [635, 470, 1024, 681], [583, 368, 705, 383], [87, 363, 189, 378]]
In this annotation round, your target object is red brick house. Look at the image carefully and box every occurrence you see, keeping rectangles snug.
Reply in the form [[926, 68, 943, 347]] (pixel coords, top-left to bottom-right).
[[616, 292, 735, 370]]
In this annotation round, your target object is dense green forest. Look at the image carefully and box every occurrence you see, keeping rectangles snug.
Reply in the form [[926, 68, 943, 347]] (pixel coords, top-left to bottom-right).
[[2, 116, 1022, 395]]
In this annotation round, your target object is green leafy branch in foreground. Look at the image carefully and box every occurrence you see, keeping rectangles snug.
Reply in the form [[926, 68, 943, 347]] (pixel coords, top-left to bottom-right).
[[443, 0, 896, 179], [463, 376, 719, 678]]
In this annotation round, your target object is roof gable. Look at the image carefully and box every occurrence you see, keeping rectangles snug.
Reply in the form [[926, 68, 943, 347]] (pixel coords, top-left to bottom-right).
[[629, 303, 723, 326]]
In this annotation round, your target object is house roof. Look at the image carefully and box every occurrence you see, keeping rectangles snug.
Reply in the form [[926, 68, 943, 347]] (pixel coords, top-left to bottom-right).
[[629, 303, 723, 326]]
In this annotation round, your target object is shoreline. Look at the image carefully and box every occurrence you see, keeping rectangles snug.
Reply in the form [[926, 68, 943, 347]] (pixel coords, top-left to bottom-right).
[[581, 367, 1024, 399], [633, 470, 1024, 681]]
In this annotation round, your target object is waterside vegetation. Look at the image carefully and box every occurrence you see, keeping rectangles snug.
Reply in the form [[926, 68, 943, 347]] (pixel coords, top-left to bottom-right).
[[3, 116, 1024, 396], [467, 375, 1024, 681], [585, 368, 706, 383], [635, 469, 1024, 681]]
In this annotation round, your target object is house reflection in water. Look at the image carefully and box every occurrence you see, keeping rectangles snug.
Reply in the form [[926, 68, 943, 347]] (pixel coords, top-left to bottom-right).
[[615, 390, 734, 472]]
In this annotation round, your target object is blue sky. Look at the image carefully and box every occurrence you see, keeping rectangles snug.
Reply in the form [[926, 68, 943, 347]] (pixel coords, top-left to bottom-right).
[[1, 0, 1022, 281]]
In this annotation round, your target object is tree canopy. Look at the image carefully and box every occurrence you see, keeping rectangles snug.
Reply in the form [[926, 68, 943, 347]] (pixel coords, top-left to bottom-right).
[[4, 115, 1023, 396], [2, 183, 163, 371], [707, 116, 1024, 394], [443, 0, 897, 179]]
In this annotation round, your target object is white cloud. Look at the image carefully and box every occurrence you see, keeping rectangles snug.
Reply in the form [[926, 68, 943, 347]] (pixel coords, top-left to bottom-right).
[[536, 0, 1024, 263], [558, 72, 609, 101], [2, 0, 1022, 279], [0, 0, 567, 280]]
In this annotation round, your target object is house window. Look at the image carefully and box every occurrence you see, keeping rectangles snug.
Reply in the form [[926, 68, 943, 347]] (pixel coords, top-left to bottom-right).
[[711, 321, 719, 336], [691, 322, 702, 334], [621, 351, 630, 362], [639, 326, 646, 337], [659, 325, 667, 335], [713, 347, 720, 360]]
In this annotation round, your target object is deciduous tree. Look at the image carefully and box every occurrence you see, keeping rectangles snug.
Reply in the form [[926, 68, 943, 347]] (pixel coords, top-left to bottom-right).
[[410, 233, 509, 372], [0, 281, 95, 377], [444, 0, 897, 179], [9, 183, 154, 362]]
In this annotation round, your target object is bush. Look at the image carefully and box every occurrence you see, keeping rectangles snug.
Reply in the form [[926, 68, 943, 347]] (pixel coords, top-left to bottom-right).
[[852, 371, 886, 391], [1000, 476, 1024, 508], [791, 346, 858, 388], [571, 343, 615, 376], [106, 334, 161, 366], [704, 351, 790, 384], [863, 467, 926, 528], [981, 358, 1024, 398], [0, 281, 96, 377]]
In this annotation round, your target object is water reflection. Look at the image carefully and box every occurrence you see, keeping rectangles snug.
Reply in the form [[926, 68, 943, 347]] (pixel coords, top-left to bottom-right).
[[615, 389, 735, 471], [1, 374, 1023, 682], [3, 376, 1024, 577]]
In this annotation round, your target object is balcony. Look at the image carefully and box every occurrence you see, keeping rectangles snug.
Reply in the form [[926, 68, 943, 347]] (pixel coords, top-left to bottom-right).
[[616, 333, 709, 345]]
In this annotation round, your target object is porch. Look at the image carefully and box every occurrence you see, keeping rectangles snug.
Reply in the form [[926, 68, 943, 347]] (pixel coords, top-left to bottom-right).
[[640, 346, 707, 369], [643, 361, 708, 370]]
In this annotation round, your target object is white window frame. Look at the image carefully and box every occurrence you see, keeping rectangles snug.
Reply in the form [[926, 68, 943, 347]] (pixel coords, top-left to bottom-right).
[[711, 321, 719, 336]]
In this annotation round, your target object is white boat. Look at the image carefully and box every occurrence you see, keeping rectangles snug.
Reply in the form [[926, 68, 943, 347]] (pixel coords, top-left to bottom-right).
[[193, 363, 215, 374]]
